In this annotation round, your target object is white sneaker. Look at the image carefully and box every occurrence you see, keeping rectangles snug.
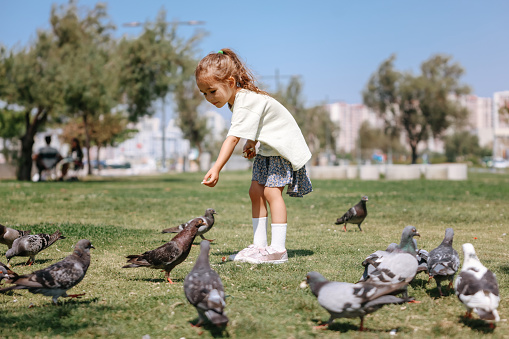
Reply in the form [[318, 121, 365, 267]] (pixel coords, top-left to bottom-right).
[[243, 246, 288, 264], [229, 244, 265, 262]]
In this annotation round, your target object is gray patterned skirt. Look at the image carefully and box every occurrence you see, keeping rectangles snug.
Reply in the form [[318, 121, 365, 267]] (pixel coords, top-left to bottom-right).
[[252, 155, 313, 197]]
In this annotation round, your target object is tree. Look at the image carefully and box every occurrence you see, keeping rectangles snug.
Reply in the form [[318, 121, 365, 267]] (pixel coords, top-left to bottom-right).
[[274, 77, 336, 164], [363, 54, 470, 164], [0, 108, 25, 163], [174, 78, 208, 163], [0, 31, 64, 180], [358, 121, 404, 159], [52, 2, 118, 175], [60, 113, 136, 168], [444, 131, 486, 162]]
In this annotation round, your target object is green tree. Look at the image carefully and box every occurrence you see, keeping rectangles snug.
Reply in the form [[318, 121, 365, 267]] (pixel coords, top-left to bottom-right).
[[52, 2, 118, 175], [444, 131, 487, 162], [0, 31, 64, 180], [358, 121, 404, 159], [363, 54, 470, 164]]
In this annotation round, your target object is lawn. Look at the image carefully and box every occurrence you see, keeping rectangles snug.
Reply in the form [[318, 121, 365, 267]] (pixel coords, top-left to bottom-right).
[[0, 170, 507, 338]]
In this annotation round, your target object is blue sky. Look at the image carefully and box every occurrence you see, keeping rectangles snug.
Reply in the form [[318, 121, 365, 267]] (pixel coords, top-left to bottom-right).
[[1, 0, 508, 119]]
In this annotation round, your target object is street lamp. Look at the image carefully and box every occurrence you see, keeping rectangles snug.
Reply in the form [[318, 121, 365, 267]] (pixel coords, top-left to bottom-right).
[[123, 19, 205, 172]]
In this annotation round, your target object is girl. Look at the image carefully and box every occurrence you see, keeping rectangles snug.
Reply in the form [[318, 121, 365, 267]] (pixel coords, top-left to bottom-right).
[[196, 48, 312, 264]]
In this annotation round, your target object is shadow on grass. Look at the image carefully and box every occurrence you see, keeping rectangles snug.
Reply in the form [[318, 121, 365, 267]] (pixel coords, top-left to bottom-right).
[[499, 265, 509, 275], [424, 285, 455, 299], [288, 249, 314, 258], [0, 297, 106, 336], [7, 258, 56, 267], [188, 318, 230, 338], [409, 276, 429, 289], [458, 316, 495, 333], [311, 318, 359, 332]]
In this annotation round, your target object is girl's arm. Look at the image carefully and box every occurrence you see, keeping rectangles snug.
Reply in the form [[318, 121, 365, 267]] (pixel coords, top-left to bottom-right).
[[202, 135, 241, 187]]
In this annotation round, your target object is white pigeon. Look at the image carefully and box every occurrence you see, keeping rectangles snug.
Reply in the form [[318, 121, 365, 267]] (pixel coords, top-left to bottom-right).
[[454, 243, 500, 326]]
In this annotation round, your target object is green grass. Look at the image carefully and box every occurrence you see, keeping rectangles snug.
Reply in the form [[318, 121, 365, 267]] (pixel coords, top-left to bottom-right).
[[0, 170, 508, 338]]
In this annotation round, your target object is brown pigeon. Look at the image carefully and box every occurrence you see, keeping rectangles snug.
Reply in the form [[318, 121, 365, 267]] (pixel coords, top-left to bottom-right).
[[0, 239, 94, 304], [335, 196, 368, 232], [184, 240, 228, 327], [123, 218, 205, 283], [6, 230, 66, 265], [162, 208, 217, 242], [0, 224, 31, 249]]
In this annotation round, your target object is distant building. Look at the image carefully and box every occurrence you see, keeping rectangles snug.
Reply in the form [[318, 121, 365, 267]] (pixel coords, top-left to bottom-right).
[[455, 94, 493, 147], [326, 102, 384, 154], [493, 90, 509, 158]]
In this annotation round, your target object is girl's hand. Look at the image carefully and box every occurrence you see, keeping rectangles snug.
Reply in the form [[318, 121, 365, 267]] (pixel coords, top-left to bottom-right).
[[243, 140, 257, 159], [202, 169, 219, 187]]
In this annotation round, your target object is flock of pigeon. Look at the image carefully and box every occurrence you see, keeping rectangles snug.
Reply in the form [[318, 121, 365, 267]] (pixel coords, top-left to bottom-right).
[[0, 198, 502, 331], [311, 196, 501, 331]]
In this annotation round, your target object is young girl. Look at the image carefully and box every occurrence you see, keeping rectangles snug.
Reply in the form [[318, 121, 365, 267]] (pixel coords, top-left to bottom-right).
[[196, 48, 312, 264]]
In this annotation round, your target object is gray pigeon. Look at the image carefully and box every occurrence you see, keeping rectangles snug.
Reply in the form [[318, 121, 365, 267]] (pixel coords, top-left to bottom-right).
[[361, 226, 420, 299], [415, 246, 429, 275], [0, 239, 94, 304], [307, 271, 412, 331], [427, 228, 460, 296], [0, 224, 31, 249], [6, 230, 66, 265], [124, 218, 205, 283], [184, 240, 228, 327], [335, 196, 368, 232], [162, 208, 217, 242], [455, 243, 500, 326], [359, 243, 398, 282]]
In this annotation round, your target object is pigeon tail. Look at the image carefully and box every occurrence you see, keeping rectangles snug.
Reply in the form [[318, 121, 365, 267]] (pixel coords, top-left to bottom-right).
[[161, 226, 181, 234], [205, 310, 229, 327]]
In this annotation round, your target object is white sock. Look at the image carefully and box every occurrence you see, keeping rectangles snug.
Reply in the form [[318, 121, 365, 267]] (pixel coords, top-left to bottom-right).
[[270, 223, 287, 252], [252, 217, 268, 247]]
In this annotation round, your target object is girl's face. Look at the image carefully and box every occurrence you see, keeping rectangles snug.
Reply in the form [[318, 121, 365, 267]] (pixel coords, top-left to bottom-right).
[[197, 77, 237, 108]]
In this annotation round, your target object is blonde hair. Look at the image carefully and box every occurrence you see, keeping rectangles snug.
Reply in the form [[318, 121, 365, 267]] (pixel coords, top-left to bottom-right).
[[195, 48, 269, 96]]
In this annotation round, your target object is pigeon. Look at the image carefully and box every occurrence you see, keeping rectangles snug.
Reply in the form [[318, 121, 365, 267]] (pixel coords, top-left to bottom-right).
[[123, 218, 205, 283], [307, 271, 413, 331], [427, 228, 460, 296], [0, 224, 31, 249], [415, 244, 429, 275], [6, 230, 66, 265], [361, 226, 420, 299], [184, 240, 228, 327], [359, 243, 398, 282], [335, 196, 368, 232], [0, 239, 94, 304], [454, 243, 500, 326], [162, 208, 217, 242], [0, 261, 17, 283]]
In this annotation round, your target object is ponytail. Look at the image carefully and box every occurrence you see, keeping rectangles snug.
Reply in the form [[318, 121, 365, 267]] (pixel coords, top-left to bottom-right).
[[195, 48, 269, 96]]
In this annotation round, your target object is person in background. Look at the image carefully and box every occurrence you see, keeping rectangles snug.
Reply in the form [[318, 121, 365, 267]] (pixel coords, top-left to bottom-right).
[[33, 135, 62, 182], [59, 137, 84, 181]]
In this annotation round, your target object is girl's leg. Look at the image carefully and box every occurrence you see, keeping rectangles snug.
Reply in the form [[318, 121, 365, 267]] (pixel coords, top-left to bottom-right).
[[264, 187, 287, 252], [263, 187, 286, 223], [249, 181, 268, 218], [249, 181, 268, 247]]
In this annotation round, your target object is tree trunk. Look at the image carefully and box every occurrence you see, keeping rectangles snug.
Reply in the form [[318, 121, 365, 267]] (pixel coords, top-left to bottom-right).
[[96, 144, 101, 173], [410, 144, 418, 164], [83, 114, 93, 175], [17, 109, 46, 181]]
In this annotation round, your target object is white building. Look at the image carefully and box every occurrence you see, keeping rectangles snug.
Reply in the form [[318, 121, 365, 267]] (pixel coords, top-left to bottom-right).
[[493, 90, 509, 158]]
